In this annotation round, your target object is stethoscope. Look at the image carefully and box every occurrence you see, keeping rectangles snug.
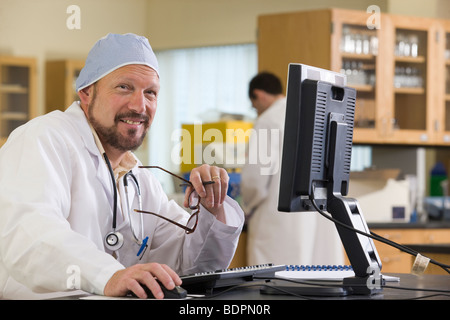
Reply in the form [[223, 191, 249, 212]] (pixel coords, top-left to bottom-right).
[[103, 153, 148, 259]]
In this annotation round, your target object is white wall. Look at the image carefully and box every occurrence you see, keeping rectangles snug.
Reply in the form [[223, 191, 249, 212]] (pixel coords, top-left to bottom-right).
[[146, 0, 388, 50], [0, 0, 149, 115]]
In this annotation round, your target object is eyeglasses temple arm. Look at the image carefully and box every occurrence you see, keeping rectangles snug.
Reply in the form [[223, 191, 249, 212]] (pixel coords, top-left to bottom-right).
[[139, 166, 191, 184], [134, 209, 194, 233], [139, 166, 214, 186]]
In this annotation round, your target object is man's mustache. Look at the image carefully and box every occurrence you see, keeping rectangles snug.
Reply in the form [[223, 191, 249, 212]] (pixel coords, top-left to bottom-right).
[[115, 111, 150, 124]]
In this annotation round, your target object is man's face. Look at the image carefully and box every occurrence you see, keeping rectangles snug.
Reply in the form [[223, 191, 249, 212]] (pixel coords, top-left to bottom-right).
[[85, 64, 160, 152], [249, 89, 267, 116]]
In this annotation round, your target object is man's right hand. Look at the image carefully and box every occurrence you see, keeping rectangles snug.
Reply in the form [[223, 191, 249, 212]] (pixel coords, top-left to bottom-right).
[[103, 262, 182, 299]]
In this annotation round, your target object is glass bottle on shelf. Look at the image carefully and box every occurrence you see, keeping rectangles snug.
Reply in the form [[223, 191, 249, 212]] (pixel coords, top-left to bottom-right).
[[395, 32, 421, 57], [340, 24, 378, 130], [393, 28, 427, 132]]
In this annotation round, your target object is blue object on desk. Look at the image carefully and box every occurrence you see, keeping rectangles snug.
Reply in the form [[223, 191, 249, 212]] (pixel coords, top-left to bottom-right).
[[182, 171, 241, 200]]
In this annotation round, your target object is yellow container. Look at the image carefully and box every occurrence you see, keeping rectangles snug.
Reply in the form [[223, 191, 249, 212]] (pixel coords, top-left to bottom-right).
[[179, 121, 253, 172]]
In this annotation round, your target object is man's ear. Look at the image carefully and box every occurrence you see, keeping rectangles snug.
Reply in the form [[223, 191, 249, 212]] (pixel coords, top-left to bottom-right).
[[78, 85, 94, 108], [251, 88, 264, 100]]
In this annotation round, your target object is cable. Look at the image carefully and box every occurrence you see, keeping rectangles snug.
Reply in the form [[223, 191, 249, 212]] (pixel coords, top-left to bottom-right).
[[310, 181, 450, 275], [103, 153, 118, 230], [188, 278, 450, 300]]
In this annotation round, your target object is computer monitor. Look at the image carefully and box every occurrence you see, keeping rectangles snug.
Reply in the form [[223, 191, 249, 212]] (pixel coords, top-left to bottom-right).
[[278, 63, 383, 295]]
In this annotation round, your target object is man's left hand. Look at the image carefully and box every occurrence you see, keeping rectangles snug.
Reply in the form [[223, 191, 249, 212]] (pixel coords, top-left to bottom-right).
[[184, 164, 229, 222]]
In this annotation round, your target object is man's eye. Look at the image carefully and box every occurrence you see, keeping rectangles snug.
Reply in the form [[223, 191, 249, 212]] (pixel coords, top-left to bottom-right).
[[145, 91, 157, 99], [117, 84, 130, 90]]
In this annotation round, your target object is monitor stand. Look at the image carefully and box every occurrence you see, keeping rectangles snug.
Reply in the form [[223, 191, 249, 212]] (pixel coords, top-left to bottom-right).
[[328, 195, 384, 295], [264, 193, 384, 297], [326, 117, 384, 295]]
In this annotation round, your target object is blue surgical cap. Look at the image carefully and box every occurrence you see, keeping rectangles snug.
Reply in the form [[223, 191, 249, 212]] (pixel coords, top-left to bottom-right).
[[75, 33, 159, 92]]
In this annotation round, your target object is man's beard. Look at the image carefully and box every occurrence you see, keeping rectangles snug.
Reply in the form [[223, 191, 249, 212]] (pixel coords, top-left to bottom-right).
[[87, 89, 150, 152]]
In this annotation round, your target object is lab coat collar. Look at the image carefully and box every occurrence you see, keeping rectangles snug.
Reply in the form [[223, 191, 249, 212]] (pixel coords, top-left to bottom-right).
[[65, 102, 138, 166], [64, 102, 104, 159]]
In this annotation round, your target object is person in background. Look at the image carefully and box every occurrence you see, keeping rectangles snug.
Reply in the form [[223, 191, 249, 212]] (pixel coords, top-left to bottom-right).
[[241, 72, 343, 266], [0, 33, 244, 300]]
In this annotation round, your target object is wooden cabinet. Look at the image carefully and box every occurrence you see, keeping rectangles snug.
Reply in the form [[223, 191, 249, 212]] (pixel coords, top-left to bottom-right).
[[371, 227, 450, 273], [384, 15, 439, 144], [435, 19, 450, 144], [45, 60, 84, 113], [0, 56, 37, 145], [258, 9, 450, 146]]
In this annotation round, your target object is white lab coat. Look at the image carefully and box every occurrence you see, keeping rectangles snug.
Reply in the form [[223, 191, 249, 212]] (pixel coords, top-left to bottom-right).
[[241, 98, 344, 266], [0, 102, 244, 299]]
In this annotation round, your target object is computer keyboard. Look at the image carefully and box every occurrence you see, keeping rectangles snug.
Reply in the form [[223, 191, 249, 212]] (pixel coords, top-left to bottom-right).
[[180, 264, 286, 294]]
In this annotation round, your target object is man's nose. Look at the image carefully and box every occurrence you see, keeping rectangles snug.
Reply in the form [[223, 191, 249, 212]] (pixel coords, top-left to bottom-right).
[[129, 91, 146, 114]]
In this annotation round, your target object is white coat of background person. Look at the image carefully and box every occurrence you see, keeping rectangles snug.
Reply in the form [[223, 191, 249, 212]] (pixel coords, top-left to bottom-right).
[[0, 33, 244, 300], [241, 72, 344, 266]]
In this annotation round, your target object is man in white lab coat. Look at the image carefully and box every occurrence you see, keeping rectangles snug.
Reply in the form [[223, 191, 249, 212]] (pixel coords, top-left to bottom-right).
[[0, 33, 244, 299], [241, 72, 343, 266]]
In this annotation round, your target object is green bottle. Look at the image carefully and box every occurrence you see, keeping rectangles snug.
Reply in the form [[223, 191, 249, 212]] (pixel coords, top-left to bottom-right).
[[430, 162, 447, 196]]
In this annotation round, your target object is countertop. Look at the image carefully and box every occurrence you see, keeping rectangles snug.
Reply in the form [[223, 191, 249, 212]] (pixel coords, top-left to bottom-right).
[[368, 221, 450, 229]]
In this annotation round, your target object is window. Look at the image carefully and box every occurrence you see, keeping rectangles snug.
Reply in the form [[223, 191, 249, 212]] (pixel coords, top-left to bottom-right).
[[148, 44, 257, 191]]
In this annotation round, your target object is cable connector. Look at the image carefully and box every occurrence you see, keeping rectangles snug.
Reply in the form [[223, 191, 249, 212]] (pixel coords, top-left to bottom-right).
[[411, 253, 430, 275]]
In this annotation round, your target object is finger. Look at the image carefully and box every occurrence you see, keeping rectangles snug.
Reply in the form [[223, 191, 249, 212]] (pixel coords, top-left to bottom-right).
[[183, 184, 193, 208], [128, 279, 147, 299], [189, 167, 208, 198], [140, 263, 179, 299], [139, 272, 164, 299], [219, 169, 229, 205], [210, 170, 222, 207], [161, 263, 183, 286], [203, 179, 215, 208]]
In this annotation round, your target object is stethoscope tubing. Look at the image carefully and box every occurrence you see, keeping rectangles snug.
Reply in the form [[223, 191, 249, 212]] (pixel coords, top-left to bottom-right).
[[104, 153, 145, 250]]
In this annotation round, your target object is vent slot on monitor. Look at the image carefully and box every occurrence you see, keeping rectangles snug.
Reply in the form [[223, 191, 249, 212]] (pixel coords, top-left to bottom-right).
[[311, 90, 328, 174]]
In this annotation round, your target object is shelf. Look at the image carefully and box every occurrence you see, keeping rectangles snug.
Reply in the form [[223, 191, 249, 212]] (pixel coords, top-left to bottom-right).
[[1, 112, 28, 120], [0, 55, 37, 145], [349, 84, 375, 92], [394, 87, 425, 94], [0, 84, 28, 94], [394, 55, 426, 63], [341, 52, 376, 60]]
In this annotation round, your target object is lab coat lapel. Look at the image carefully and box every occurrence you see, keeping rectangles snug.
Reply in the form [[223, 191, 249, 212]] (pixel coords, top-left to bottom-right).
[[64, 102, 116, 214]]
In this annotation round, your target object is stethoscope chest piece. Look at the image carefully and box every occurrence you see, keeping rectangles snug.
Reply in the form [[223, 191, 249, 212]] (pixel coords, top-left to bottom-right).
[[105, 231, 124, 251]]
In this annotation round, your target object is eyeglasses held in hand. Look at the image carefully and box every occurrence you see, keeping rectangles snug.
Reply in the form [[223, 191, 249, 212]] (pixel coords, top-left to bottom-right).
[[135, 166, 214, 234]]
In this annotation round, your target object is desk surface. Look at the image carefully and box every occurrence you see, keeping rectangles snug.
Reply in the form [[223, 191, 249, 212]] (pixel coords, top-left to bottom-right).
[[56, 273, 450, 302], [194, 273, 450, 300]]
